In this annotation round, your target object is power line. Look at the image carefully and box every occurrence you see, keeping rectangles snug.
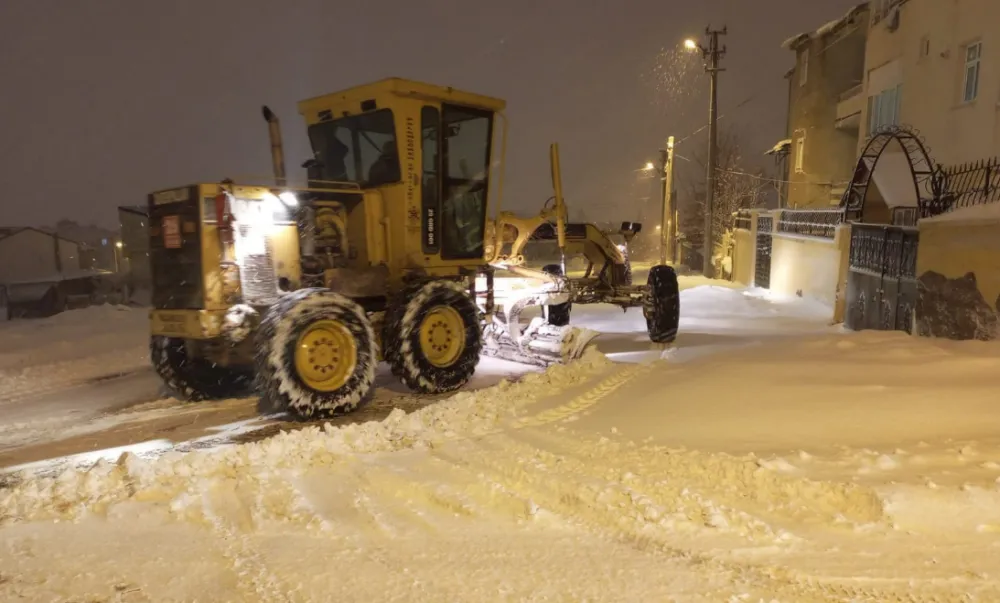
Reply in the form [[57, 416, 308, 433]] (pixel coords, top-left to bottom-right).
[[715, 166, 848, 187], [670, 21, 864, 148]]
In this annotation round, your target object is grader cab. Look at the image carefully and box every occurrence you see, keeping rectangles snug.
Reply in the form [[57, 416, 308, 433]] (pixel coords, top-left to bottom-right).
[[147, 78, 646, 419]]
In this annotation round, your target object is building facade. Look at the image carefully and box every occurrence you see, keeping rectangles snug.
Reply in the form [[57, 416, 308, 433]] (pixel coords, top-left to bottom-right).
[[781, 3, 870, 209], [861, 0, 1000, 164]]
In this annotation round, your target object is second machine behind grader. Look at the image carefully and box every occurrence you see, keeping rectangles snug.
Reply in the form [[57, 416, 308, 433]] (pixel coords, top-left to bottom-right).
[[146, 77, 679, 419]]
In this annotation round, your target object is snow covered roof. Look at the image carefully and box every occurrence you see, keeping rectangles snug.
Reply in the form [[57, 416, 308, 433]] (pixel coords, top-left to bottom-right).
[[781, 3, 869, 51], [0, 226, 82, 246]]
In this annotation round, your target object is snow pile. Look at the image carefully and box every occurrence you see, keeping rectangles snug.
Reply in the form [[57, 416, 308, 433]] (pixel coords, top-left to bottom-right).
[[0, 304, 149, 400], [0, 348, 612, 522]]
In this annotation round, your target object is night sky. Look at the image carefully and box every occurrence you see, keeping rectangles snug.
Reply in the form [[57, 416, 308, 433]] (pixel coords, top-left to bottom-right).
[[0, 0, 859, 229]]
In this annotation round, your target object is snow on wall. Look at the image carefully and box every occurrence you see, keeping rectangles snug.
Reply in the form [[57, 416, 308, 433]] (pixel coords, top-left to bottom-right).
[[921, 202, 1000, 224]]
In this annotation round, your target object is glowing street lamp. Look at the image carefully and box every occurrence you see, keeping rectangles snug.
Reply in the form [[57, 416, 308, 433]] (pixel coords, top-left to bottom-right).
[[683, 38, 698, 51], [643, 161, 656, 171]]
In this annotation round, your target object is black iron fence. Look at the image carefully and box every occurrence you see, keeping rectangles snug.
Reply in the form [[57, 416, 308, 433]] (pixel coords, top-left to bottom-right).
[[921, 157, 1000, 218], [777, 209, 842, 238]]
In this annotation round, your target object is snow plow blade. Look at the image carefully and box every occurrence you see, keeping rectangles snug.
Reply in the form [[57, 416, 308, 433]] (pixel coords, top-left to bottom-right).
[[479, 270, 601, 367], [482, 320, 600, 367]]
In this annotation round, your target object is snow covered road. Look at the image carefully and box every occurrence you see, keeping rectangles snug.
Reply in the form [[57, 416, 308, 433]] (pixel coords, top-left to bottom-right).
[[5, 277, 999, 600], [0, 273, 829, 468]]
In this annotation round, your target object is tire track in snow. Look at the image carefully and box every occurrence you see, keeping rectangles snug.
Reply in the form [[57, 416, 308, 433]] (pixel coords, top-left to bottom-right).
[[426, 431, 980, 602], [198, 478, 303, 603], [510, 361, 656, 429], [374, 451, 539, 525], [511, 432, 1000, 600]]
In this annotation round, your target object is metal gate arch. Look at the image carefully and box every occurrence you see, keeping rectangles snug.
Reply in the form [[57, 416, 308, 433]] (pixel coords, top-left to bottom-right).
[[840, 125, 936, 221], [839, 125, 932, 334]]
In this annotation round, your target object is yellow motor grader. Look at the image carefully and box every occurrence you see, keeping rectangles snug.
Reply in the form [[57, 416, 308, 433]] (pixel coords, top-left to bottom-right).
[[146, 78, 679, 419]]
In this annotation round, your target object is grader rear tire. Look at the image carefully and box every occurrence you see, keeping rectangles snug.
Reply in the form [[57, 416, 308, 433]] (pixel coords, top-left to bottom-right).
[[150, 336, 252, 401], [643, 264, 680, 344], [388, 280, 481, 394], [255, 288, 377, 419]]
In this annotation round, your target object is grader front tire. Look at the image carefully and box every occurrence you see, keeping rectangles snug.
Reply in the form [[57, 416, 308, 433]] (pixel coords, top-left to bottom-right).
[[388, 280, 481, 394], [255, 288, 377, 419], [643, 265, 680, 344]]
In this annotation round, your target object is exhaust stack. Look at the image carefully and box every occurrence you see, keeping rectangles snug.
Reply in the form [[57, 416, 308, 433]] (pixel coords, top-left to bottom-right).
[[261, 106, 287, 187]]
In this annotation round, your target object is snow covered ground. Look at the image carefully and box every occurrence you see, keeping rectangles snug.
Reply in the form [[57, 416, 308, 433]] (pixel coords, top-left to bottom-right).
[[0, 305, 157, 452], [5, 277, 1000, 600]]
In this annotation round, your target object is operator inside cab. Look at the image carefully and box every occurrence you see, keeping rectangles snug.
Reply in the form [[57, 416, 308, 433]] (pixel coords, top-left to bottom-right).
[[367, 141, 399, 187]]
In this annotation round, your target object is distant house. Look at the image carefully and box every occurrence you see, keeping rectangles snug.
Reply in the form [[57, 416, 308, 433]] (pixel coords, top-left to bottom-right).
[[118, 205, 150, 290], [0, 227, 81, 284], [42, 220, 121, 272]]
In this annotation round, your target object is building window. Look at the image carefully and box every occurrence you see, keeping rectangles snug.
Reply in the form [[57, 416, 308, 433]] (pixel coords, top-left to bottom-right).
[[794, 135, 806, 173], [799, 50, 809, 86], [867, 84, 902, 134], [963, 41, 982, 103]]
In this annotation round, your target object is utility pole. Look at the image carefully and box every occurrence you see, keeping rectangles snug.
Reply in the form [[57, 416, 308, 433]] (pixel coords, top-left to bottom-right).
[[658, 147, 668, 265], [696, 26, 727, 277], [659, 136, 676, 265]]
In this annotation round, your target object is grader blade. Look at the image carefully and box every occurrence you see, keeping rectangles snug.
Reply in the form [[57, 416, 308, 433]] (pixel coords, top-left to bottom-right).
[[480, 285, 601, 367], [482, 320, 600, 367]]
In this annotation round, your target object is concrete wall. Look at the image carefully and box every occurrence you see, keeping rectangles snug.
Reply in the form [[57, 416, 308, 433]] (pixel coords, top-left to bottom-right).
[[770, 229, 847, 308], [730, 211, 851, 319], [784, 6, 869, 209], [915, 209, 1000, 340], [731, 228, 754, 285], [861, 0, 1000, 164], [0, 229, 80, 284]]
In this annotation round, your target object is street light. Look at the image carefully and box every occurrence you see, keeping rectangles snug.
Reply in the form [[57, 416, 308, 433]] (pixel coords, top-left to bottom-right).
[[644, 161, 656, 171], [683, 38, 699, 51]]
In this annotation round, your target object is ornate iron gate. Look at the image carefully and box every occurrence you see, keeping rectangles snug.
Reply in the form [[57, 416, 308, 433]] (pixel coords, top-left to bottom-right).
[[845, 223, 919, 333], [754, 215, 773, 289]]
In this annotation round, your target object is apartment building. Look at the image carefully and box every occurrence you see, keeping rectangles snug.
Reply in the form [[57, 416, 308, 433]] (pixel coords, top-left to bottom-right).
[[780, 3, 870, 209], [862, 0, 999, 164]]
